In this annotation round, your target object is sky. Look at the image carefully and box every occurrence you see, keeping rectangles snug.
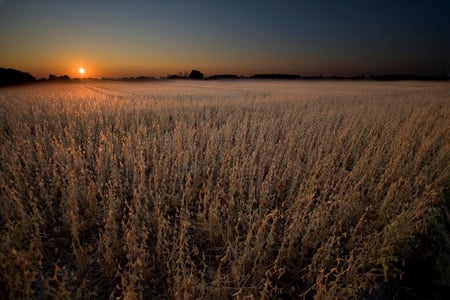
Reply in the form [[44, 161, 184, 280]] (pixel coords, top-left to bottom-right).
[[1, 0, 449, 78]]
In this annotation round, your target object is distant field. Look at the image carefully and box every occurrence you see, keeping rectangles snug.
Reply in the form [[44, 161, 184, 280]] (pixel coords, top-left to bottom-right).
[[1, 80, 449, 299]]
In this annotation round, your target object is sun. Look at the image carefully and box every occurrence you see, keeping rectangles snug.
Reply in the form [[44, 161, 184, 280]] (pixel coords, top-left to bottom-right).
[[78, 67, 85, 75]]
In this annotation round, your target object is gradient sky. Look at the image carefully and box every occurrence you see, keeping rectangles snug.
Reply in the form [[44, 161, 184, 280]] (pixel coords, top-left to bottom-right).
[[1, 0, 449, 78]]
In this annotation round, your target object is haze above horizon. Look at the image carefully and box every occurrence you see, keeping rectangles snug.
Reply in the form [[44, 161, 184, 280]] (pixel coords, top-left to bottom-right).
[[1, 0, 449, 79]]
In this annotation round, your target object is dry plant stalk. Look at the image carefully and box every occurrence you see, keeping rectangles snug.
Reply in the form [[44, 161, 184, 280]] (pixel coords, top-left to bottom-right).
[[0, 81, 449, 299]]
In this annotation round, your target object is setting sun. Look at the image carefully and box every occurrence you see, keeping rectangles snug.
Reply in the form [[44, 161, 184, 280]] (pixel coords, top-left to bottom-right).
[[78, 67, 85, 74]]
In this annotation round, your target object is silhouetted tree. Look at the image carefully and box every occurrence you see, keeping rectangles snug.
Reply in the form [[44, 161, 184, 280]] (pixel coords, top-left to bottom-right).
[[48, 74, 71, 81], [0, 67, 36, 86], [167, 74, 184, 79], [189, 70, 204, 79]]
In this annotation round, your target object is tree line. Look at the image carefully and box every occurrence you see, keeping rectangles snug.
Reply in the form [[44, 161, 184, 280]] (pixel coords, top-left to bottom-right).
[[1, 67, 448, 86]]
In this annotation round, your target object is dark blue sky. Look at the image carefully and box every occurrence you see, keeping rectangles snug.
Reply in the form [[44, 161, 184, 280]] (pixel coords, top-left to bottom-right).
[[1, 0, 449, 78]]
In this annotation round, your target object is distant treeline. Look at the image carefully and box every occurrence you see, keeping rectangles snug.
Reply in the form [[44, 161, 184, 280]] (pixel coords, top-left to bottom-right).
[[0, 68, 76, 86], [372, 74, 449, 81], [0, 68, 35, 86], [209, 73, 449, 81], [1, 67, 449, 86], [102, 76, 156, 81]]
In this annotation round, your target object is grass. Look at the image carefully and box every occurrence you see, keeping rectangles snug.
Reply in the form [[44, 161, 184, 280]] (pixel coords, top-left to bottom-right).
[[0, 80, 449, 299]]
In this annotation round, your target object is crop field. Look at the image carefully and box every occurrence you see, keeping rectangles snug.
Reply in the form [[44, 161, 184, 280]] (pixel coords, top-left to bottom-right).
[[1, 80, 449, 299]]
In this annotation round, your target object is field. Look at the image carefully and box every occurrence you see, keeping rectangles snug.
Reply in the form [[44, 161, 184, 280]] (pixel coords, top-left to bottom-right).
[[1, 80, 449, 299]]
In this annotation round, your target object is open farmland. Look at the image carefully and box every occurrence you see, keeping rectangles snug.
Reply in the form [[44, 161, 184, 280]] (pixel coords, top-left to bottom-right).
[[1, 80, 449, 299]]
